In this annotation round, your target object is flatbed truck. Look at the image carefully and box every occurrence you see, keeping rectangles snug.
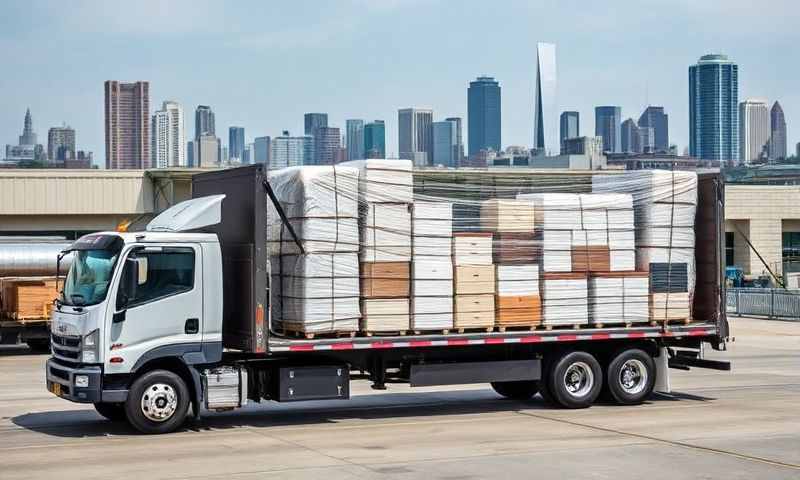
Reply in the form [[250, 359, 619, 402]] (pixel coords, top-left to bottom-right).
[[46, 165, 730, 434]]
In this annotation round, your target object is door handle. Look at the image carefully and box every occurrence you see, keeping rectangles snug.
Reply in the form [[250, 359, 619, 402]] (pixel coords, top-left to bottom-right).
[[185, 318, 199, 334]]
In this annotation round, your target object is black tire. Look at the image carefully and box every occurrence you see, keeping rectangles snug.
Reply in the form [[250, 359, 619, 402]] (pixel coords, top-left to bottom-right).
[[491, 380, 539, 400], [94, 402, 128, 422], [26, 339, 51, 353], [125, 369, 190, 434], [546, 350, 603, 409], [605, 348, 656, 405]]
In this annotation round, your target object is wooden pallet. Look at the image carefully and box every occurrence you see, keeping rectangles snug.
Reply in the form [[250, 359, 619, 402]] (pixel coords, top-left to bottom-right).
[[495, 324, 539, 333], [276, 328, 357, 340], [650, 318, 691, 327], [542, 323, 584, 331], [454, 326, 494, 334], [591, 322, 633, 329], [412, 329, 450, 336], [361, 330, 410, 337]]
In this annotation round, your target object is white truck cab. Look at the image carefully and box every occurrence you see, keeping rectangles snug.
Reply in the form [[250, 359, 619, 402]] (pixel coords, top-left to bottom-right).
[[46, 196, 227, 431]]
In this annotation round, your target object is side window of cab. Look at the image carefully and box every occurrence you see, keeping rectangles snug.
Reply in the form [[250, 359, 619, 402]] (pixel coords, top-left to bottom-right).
[[117, 247, 195, 309]]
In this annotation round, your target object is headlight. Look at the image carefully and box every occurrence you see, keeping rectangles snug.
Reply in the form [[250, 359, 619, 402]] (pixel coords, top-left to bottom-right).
[[74, 375, 89, 388], [82, 329, 100, 364]]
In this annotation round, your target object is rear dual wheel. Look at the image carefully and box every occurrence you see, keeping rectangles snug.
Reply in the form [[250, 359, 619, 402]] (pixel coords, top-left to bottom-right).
[[543, 351, 603, 409], [605, 348, 656, 405]]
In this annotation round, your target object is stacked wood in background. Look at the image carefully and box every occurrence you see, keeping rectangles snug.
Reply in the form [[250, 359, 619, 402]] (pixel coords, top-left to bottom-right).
[[268, 166, 361, 336], [452, 233, 494, 330], [342, 160, 414, 334], [410, 201, 453, 332], [0, 277, 58, 321], [593, 171, 697, 323]]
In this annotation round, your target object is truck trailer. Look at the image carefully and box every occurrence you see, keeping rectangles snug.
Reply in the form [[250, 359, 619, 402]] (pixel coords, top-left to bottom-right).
[[46, 165, 730, 434]]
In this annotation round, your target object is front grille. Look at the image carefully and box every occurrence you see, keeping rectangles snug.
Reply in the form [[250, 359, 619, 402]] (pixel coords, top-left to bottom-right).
[[52, 345, 80, 360], [51, 334, 80, 348], [50, 365, 70, 381]]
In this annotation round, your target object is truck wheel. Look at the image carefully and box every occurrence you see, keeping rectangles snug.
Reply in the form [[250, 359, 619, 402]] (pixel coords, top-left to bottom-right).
[[94, 402, 127, 422], [605, 348, 656, 405], [546, 351, 602, 409], [125, 370, 190, 434], [491, 380, 539, 400]]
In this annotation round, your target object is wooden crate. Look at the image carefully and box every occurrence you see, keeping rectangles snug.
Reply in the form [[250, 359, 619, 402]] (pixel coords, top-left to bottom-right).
[[454, 265, 495, 295], [496, 295, 542, 327], [0, 277, 58, 321], [360, 262, 410, 298], [571, 246, 611, 273], [454, 293, 495, 329]]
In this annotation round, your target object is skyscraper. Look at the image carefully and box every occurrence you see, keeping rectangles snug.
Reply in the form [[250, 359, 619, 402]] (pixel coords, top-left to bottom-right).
[[559, 111, 579, 146], [739, 99, 770, 164], [398, 108, 433, 165], [363, 120, 386, 158], [270, 131, 313, 169], [229, 126, 245, 163], [620, 118, 640, 153], [151, 101, 186, 168], [769, 101, 787, 161], [467, 76, 501, 157], [254, 136, 271, 165], [194, 105, 215, 139], [595, 106, 621, 153], [533, 42, 557, 154], [346, 119, 365, 161], [689, 54, 738, 162], [445, 117, 464, 165], [637, 106, 669, 152], [432, 120, 459, 167], [47, 125, 76, 162], [304, 113, 328, 136], [314, 127, 341, 165], [104, 80, 150, 169], [19, 108, 37, 146]]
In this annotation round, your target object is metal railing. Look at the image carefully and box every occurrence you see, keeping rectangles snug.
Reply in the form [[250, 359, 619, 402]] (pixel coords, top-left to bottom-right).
[[726, 288, 800, 319]]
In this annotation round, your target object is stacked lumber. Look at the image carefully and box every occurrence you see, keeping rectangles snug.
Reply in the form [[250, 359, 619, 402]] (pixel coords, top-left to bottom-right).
[[593, 170, 697, 322], [452, 233, 494, 330], [0, 277, 58, 322], [341, 160, 414, 334], [268, 166, 361, 336], [541, 272, 589, 327], [588, 272, 650, 326], [411, 202, 454, 331]]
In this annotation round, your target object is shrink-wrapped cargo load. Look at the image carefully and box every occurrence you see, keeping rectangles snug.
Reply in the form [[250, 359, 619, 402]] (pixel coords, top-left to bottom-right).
[[360, 203, 412, 262], [495, 264, 541, 329], [588, 272, 650, 326], [361, 298, 411, 334], [541, 273, 589, 327], [339, 159, 414, 203]]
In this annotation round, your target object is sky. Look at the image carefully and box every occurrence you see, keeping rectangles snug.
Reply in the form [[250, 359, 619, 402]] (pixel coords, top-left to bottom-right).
[[1, 0, 799, 166]]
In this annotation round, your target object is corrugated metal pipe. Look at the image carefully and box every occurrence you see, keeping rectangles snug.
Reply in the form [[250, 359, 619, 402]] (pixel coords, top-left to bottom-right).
[[0, 243, 73, 277]]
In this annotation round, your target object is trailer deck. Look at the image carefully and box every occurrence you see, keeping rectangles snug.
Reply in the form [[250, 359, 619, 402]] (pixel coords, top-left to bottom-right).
[[267, 322, 720, 352]]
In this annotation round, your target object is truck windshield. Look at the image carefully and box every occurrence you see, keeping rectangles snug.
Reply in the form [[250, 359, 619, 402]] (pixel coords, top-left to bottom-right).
[[62, 249, 121, 306]]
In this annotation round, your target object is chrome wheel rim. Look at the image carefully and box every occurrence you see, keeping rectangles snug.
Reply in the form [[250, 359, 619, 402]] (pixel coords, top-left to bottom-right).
[[619, 359, 647, 395], [141, 383, 178, 422], [563, 361, 594, 398]]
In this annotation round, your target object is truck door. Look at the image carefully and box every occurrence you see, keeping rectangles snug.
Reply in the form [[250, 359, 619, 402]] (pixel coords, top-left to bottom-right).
[[106, 245, 203, 372]]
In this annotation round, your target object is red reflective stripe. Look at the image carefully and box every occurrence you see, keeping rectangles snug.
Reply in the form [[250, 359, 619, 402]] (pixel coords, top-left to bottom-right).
[[591, 333, 611, 340], [332, 343, 354, 350], [447, 339, 469, 346], [521, 336, 543, 343], [410, 340, 432, 347], [627, 332, 647, 338], [485, 338, 505, 344], [557, 334, 578, 341], [289, 344, 314, 352], [371, 342, 395, 349], [689, 329, 710, 336]]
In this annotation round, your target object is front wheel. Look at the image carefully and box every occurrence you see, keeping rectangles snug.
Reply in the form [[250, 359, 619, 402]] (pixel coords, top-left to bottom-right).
[[491, 380, 539, 400], [94, 402, 127, 422], [125, 369, 190, 434], [605, 348, 656, 405], [546, 351, 603, 409]]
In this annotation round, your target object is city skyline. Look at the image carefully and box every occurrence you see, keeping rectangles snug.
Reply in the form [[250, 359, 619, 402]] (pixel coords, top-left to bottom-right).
[[1, 2, 798, 166]]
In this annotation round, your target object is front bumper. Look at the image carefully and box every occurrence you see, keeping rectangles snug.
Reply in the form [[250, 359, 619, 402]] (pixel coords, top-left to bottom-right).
[[46, 358, 128, 404]]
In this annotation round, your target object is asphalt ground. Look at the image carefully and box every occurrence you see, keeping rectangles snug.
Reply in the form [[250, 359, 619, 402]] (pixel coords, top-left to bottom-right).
[[0, 316, 798, 479]]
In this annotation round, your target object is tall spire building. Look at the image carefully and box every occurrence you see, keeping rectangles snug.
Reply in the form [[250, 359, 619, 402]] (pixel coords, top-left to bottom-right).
[[19, 109, 37, 146], [769, 101, 787, 161], [533, 42, 557, 155]]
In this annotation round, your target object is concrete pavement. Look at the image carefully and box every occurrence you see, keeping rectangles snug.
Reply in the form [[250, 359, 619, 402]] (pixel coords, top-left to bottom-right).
[[0, 316, 798, 479]]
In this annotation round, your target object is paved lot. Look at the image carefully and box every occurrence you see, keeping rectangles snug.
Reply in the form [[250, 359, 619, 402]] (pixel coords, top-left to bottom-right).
[[1, 317, 798, 479]]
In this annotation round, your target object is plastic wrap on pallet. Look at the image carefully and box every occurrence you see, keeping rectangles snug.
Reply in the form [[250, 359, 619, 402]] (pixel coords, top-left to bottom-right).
[[264, 163, 701, 337]]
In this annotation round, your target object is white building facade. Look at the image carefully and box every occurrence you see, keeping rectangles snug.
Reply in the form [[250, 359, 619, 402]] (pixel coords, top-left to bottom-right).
[[739, 99, 770, 165], [152, 101, 186, 168]]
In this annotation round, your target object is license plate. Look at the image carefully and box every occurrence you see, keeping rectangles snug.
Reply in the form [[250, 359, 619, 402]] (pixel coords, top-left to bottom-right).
[[49, 382, 62, 396]]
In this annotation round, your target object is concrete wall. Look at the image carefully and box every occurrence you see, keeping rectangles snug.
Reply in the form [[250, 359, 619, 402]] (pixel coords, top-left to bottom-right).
[[725, 184, 800, 275]]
